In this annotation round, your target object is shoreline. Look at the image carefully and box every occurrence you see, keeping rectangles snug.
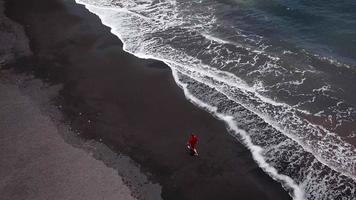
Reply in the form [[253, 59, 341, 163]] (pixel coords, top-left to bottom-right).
[[3, 0, 292, 199]]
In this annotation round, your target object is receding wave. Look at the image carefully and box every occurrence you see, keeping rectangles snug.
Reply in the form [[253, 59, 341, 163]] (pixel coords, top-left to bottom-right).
[[75, 0, 356, 199]]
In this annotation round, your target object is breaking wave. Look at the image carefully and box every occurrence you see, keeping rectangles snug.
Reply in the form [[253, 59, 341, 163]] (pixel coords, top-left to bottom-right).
[[75, 0, 356, 199]]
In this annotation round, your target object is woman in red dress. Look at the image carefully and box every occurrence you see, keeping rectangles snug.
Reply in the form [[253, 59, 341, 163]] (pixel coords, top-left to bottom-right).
[[187, 134, 198, 156]]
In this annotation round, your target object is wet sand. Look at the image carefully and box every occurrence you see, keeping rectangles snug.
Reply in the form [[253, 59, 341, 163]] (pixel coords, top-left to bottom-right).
[[3, 0, 292, 199]]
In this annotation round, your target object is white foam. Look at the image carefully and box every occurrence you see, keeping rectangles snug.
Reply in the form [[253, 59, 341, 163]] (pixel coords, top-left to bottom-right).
[[201, 33, 231, 44], [172, 61, 356, 179], [74, 0, 356, 198], [90, 0, 354, 169], [171, 69, 305, 200], [78, 0, 356, 178]]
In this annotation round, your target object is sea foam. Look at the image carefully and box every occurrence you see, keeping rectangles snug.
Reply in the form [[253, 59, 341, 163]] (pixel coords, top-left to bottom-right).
[[75, 0, 356, 199]]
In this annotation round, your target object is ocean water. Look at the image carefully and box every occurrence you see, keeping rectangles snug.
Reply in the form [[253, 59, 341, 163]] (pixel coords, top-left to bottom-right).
[[74, 0, 356, 199]]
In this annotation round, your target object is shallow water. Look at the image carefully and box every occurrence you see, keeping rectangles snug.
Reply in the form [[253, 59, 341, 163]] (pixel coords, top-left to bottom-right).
[[75, 0, 356, 199]]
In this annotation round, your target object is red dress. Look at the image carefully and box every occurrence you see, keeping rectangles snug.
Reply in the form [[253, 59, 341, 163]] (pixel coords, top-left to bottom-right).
[[187, 135, 198, 149]]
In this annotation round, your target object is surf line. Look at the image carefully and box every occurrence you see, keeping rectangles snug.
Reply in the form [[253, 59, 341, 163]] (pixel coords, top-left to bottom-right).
[[74, 1, 305, 198], [74, 1, 354, 198], [77, 0, 356, 181], [171, 69, 305, 200]]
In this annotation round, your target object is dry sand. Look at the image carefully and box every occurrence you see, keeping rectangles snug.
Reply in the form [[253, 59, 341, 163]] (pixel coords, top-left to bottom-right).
[[0, 72, 162, 200], [0, 1, 161, 198], [1, 0, 292, 199]]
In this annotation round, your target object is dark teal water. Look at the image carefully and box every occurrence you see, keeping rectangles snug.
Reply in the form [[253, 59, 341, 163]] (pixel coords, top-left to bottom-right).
[[76, 0, 356, 199], [218, 0, 356, 64]]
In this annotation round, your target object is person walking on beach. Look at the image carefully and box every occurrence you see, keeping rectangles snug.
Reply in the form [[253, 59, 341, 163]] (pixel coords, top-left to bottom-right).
[[187, 134, 198, 156]]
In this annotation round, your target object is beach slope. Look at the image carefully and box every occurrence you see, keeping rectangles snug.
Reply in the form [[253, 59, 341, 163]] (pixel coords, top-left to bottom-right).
[[2, 0, 292, 199]]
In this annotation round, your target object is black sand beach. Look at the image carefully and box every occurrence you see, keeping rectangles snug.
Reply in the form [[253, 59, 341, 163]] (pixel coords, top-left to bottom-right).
[[2, 0, 292, 199]]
